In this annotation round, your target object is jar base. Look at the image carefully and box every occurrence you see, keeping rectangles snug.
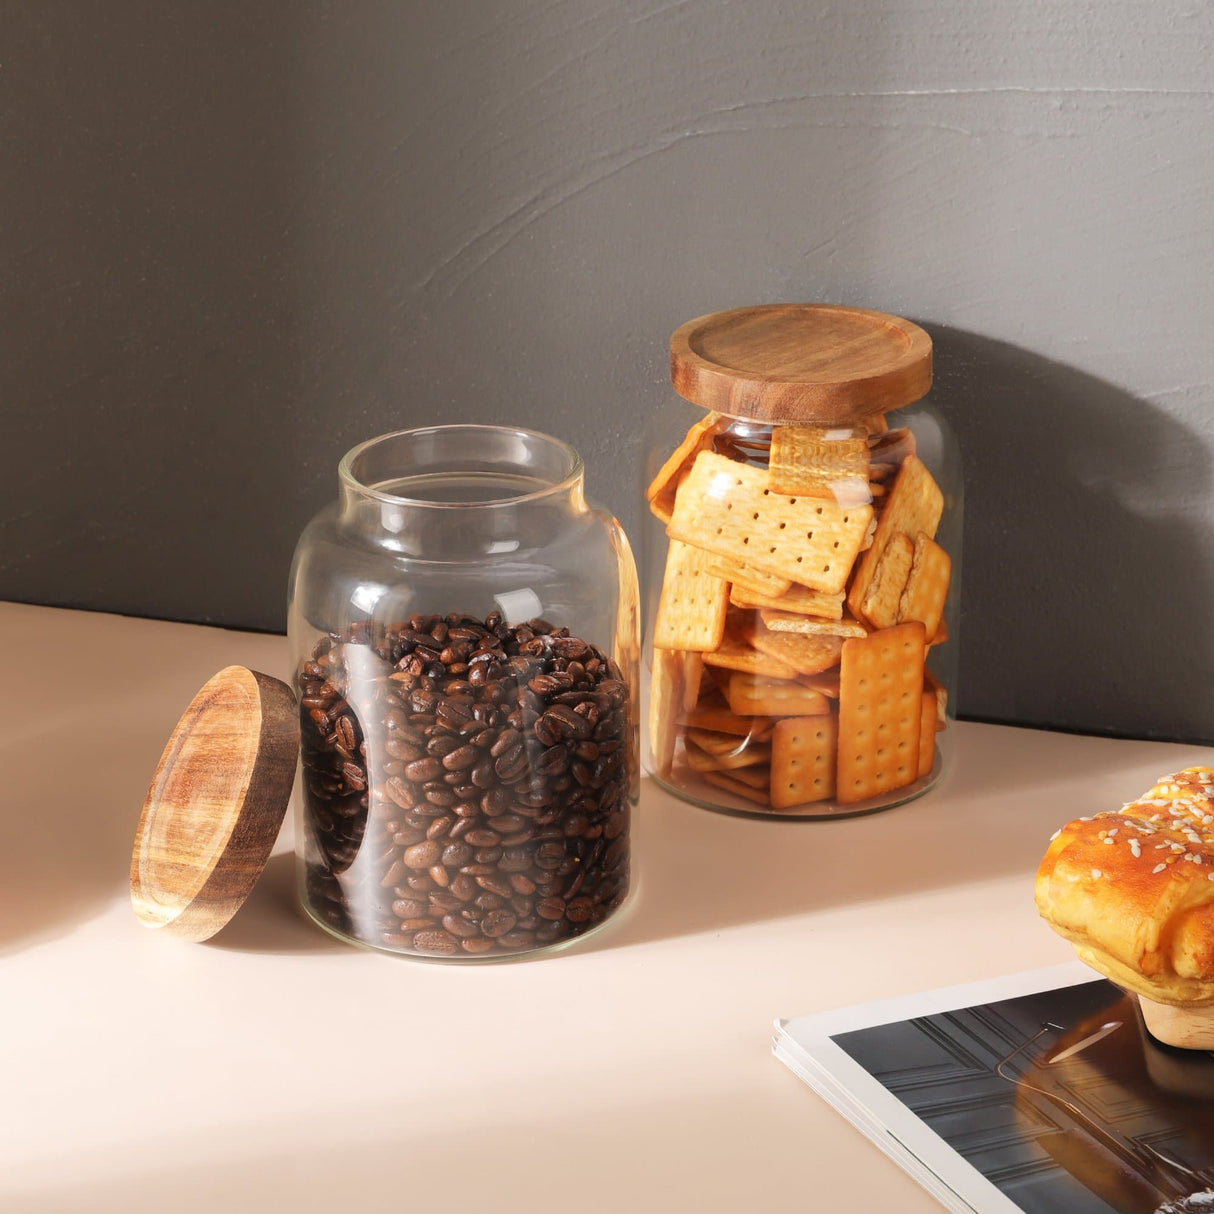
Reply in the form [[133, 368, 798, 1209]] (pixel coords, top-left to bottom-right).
[[297, 872, 638, 963], [647, 763, 946, 821]]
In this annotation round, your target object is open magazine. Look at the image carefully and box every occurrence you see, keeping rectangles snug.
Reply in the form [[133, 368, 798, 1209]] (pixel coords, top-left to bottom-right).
[[774, 963, 1214, 1214]]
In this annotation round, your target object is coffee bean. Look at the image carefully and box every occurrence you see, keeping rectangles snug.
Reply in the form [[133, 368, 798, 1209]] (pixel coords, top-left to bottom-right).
[[405, 929, 455, 956], [442, 913, 481, 938], [460, 937, 496, 955], [499, 847, 532, 873], [481, 909, 517, 938], [496, 929, 535, 949], [299, 613, 632, 957], [404, 841, 441, 870], [441, 842, 473, 868], [442, 744, 479, 771], [475, 873, 513, 899], [404, 757, 443, 783], [494, 744, 529, 783], [448, 874, 478, 902], [464, 829, 501, 848], [534, 841, 566, 871]]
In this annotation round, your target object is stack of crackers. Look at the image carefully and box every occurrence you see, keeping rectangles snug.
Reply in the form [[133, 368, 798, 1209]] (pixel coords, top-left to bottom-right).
[[647, 413, 950, 811]]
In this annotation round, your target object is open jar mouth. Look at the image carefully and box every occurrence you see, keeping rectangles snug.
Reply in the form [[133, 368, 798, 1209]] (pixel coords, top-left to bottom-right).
[[338, 425, 584, 509]]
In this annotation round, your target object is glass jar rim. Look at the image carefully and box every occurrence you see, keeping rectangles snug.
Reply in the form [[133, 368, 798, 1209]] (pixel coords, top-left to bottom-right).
[[337, 424, 585, 509]]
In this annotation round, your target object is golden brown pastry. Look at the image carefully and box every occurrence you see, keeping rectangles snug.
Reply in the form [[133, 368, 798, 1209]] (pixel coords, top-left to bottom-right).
[[1036, 767, 1214, 1007]]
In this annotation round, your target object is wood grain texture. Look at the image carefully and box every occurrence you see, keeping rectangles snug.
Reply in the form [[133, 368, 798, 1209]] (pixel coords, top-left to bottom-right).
[[130, 666, 298, 942], [1139, 997, 1214, 1050], [670, 304, 932, 423]]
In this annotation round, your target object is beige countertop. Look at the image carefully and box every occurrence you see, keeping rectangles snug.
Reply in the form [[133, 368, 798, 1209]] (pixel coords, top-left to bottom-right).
[[5, 602, 1209, 1213]]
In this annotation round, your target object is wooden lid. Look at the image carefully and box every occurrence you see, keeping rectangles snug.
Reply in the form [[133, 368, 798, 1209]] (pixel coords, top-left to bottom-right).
[[670, 303, 933, 424], [130, 666, 299, 942]]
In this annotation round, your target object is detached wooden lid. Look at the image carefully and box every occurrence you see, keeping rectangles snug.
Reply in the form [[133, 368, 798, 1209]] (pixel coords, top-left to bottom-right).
[[670, 303, 933, 424], [130, 666, 299, 942]]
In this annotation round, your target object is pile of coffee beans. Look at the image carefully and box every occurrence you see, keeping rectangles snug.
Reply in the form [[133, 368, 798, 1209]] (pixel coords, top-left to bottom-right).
[[297, 612, 633, 957]]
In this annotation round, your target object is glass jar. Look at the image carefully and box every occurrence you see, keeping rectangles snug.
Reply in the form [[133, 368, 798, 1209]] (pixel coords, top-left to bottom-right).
[[642, 304, 961, 818], [288, 425, 639, 959]]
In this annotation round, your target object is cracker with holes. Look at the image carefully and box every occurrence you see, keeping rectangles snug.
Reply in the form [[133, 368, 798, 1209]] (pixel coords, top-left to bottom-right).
[[836, 621, 926, 804], [759, 607, 869, 639], [704, 556, 793, 599], [702, 623, 798, 678], [769, 425, 871, 499], [725, 672, 831, 718], [847, 454, 943, 624], [897, 531, 950, 640], [679, 705, 774, 736], [729, 582, 844, 620], [667, 451, 873, 594], [771, 715, 838, 808], [917, 687, 937, 779], [703, 769, 771, 806], [748, 624, 845, 676], [648, 647, 683, 779], [646, 413, 725, 523], [653, 539, 729, 651], [859, 530, 914, 630]]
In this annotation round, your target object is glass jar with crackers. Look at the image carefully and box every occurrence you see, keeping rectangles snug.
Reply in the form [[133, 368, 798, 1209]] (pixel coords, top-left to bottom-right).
[[642, 304, 961, 817]]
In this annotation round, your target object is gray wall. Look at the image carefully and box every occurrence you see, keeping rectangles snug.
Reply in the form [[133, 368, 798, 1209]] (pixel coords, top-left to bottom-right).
[[4, 1, 1212, 742]]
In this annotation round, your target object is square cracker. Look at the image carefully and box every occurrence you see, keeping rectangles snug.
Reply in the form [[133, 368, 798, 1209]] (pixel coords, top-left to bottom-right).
[[749, 624, 844, 676], [684, 738, 772, 771], [859, 530, 915, 629], [653, 540, 729, 652], [847, 454, 943, 623], [924, 669, 948, 729], [897, 531, 951, 640], [917, 689, 937, 779], [836, 622, 926, 804], [667, 451, 873, 595], [759, 608, 868, 639], [799, 669, 841, 698], [869, 427, 917, 470], [704, 555, 792, 599], [702, 769, 772, 806], [769, 426, 870, 498], [679, 709, 774, 738], [680, 651, 706, 713], [702, 623, 797, 678], [710, 763, 770, 790], [647, 413, 724, 523], [729, 582, 844, 620], [725, 672, 831, 718], [648, 647, 683, 779], [771, 715, 838, 808]]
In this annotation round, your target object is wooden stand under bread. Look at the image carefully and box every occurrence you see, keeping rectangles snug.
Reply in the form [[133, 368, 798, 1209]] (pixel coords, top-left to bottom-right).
[[1037, 767, 1214, 1049], [646, 304, 955, 816]]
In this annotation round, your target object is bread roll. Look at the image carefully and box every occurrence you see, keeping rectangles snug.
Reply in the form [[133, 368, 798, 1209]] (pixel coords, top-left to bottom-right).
[[1036, 767, 1214, 1007]]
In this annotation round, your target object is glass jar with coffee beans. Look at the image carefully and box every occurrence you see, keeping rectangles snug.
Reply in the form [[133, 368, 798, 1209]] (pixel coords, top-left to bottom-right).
[[288, 426, 639, 959]]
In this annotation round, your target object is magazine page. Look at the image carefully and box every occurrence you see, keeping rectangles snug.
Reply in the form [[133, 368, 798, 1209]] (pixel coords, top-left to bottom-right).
[[776, 964, 1214, 1214]]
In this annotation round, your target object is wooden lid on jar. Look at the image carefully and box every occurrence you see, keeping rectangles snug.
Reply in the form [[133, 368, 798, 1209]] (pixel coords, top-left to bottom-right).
[[670, 304, 933, 424], [129, 666, 299, 942]]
